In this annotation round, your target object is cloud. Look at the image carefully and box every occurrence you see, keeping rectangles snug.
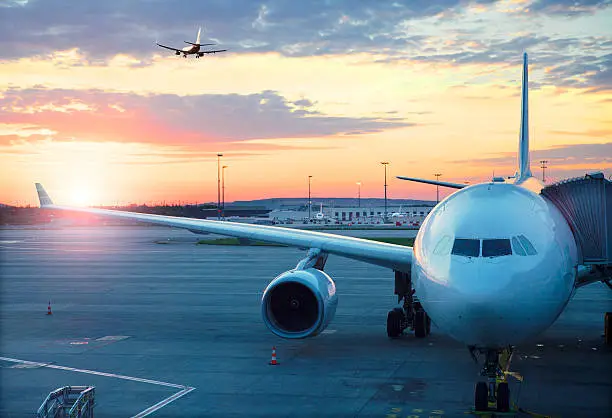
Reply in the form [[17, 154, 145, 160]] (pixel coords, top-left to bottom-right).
[[0, 0, 501, 61], [379, 33, 612, 93], [450, 142, 612, 167], [528, 0, 612, 16], [0, 87, 413, 146], [1, 1, 610, 95]]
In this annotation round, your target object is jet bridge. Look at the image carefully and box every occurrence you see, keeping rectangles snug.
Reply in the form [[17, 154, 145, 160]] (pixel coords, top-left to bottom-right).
[[541, 172, 612, 265]]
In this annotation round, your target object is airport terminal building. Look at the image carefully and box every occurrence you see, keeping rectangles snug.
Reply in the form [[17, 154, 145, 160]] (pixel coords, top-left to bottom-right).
[[268, 205, 434, 223]]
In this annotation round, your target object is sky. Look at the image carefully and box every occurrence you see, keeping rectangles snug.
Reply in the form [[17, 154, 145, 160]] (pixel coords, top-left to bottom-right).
[[0, 0, 611, 206]]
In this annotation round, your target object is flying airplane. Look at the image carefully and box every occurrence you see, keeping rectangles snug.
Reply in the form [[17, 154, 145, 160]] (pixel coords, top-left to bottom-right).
[[156, 27, 227, 58], [34, 53, 611, 413]]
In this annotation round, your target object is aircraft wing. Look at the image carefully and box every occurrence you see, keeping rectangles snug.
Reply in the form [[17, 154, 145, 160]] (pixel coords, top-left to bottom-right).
[[35, 184, 412, 272], [396, 176, 467, 189], [200, 49, 227, 54], [156, 43, 182, 53]]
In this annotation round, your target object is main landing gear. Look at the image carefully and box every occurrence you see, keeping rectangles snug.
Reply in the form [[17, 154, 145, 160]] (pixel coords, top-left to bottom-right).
[[470, 347, 514, 413], [386, 271, 431, 338]]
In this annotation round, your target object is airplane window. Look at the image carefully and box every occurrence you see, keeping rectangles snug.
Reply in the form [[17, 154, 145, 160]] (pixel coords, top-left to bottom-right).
[[482, 239, 512, 257], [451, 239, 480, 257], [517, 235, 537, 255], [433, 235, 452, 255], [511, 237, 526, 256]]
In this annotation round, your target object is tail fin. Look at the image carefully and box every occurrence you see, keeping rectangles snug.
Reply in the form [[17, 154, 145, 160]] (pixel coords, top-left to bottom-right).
[[35, 183, 54, 207], [516, 52, 532, 183], [196, 27, 201, 45]]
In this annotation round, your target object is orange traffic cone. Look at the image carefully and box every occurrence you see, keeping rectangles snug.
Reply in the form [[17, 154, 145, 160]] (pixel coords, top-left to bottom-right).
[[269, 346, 278, 365], [47, 301, 52, 315]]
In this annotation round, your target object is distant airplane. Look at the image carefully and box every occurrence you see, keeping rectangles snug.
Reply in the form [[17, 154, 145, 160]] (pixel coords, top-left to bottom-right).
[[156, 27, 227, 58], [390, 205, 407, 218], [315, 203, 326, 220], [34, 53, 612, 413]]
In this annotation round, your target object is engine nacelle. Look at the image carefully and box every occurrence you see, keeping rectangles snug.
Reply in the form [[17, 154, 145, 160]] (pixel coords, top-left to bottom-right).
[[261, 268, 338, 339]]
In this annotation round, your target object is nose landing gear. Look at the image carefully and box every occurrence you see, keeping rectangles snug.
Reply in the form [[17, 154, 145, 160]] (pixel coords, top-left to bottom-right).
[[386, 271, 431, 338], [471, 347, 514, 413]]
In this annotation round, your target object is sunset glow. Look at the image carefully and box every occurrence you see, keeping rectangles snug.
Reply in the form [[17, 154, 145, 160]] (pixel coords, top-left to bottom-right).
[[1, 1, 610, 206]]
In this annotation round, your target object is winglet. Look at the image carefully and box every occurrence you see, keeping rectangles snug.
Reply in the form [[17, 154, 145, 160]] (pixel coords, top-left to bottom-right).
[[35, 183, 54, 207], [516, 52, 532, 183]]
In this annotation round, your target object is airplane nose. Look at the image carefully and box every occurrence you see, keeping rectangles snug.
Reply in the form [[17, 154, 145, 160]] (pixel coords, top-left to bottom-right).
[[441, 259, 533, 345], [453, 259, 514, 301]]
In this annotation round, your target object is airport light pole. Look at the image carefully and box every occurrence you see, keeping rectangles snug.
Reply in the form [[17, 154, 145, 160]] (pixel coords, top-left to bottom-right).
[[222, 165, 228, 219], [308, 175, 313, 220], [356, 182, 361, 208], [434, 173, 442, 204], [217, 153, 223, 220], [540, 160, 548, 183], [381, 162, 389, 222]]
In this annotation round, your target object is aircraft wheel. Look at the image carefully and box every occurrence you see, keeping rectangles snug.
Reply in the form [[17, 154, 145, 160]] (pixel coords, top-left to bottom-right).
[[386, 309, 403, 338], [496, 382, 510, 412], [414, 310, 428, 338], [474, 381, 488, 411]]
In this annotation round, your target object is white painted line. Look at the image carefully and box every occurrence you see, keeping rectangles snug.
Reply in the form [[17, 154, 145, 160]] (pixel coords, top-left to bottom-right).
[[96, 335, 130, 342], [0, 356, 195, 417], [132, 386, 196, 418]]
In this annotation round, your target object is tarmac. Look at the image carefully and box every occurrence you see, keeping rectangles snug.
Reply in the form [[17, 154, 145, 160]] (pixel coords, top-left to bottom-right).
[[1, 226, 610, 417]]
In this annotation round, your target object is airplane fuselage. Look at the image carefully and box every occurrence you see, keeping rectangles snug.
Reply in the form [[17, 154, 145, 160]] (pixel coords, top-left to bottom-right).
[[413, 178, 578, 348], [182, 44, 200, 54]]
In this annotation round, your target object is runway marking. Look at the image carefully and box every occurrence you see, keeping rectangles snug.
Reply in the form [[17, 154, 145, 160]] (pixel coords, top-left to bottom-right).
[[132, 386, 196, 418], [0, 356, 195, 417], [385, 407, 446, 417], [96, 335, 130, 342]]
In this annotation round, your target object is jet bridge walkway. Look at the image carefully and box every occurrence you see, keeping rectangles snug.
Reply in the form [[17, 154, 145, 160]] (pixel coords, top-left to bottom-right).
[[541, 172, 612, 265], [36, 386, 95, 418]]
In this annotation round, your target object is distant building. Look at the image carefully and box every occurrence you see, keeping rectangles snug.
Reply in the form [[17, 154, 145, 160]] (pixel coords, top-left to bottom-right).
[[266, 205, 434, 223], [331, 205, 433, 222]]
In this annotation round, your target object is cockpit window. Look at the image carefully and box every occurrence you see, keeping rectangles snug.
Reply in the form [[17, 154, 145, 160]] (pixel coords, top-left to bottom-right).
[[511, 237, 526, 256], [482, 239, 512, 257], [451, 239, 480, 257], [433, 235, 452, 255], [517, 235, 537, 255]]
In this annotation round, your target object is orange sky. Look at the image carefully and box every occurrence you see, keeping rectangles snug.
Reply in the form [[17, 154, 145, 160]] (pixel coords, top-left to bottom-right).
[[1, 0, 611, 206]]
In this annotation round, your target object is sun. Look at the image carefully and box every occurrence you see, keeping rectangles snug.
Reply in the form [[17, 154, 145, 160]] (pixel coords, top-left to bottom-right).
[[69, 188, 95, 207]]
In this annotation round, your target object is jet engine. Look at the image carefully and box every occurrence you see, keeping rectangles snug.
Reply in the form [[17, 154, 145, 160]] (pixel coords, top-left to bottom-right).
[[261, 268, 338, 339]]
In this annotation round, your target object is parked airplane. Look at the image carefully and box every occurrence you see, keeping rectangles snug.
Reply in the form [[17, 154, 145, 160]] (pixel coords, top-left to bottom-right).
[[156, 27, 227, 58], [34, 53, 611, 413], [315, 203, 326, 220], [390, 205, 407, 218]]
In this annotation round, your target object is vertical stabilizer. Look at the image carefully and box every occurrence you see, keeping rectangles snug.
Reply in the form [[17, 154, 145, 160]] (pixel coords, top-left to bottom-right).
[[517, 52, 532, 183], [196, 27, 202, 45], [35, 183, 54, 207]]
